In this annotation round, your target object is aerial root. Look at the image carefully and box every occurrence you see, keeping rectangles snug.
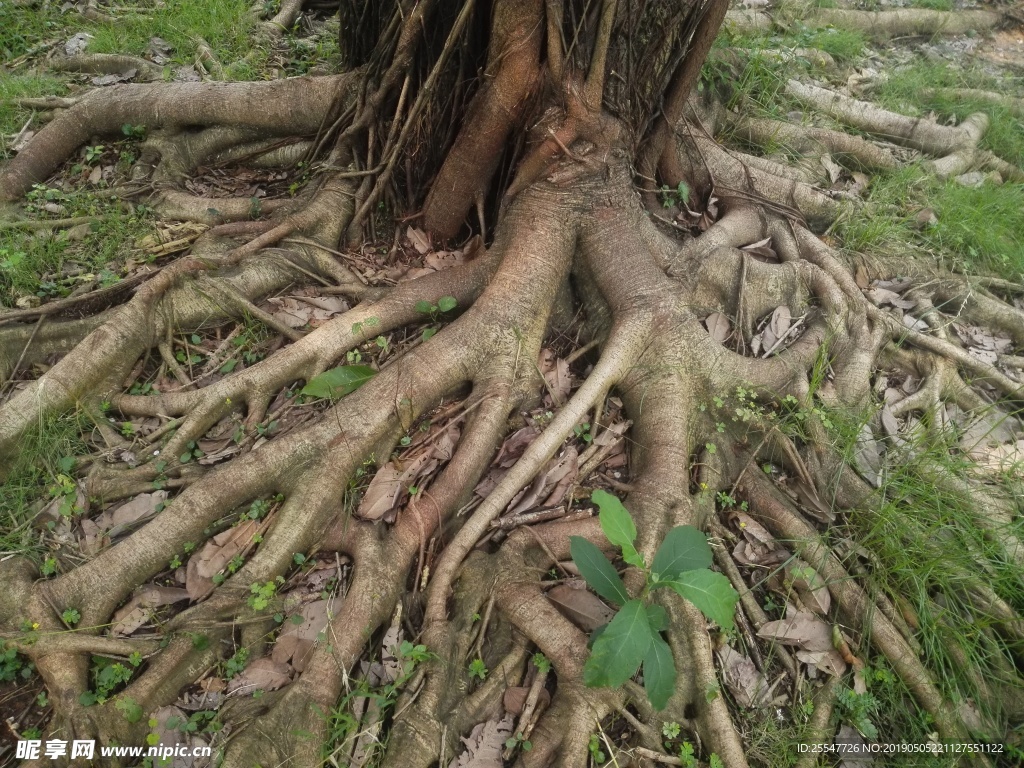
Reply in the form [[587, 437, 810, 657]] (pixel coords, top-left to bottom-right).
[[50, 53, 164, 81], [0, 233, 373, 467], [803, 8, 1001, 42], [0, 74, 351, 201], [110, 249, 497, 461], [675, 130, 842, 231], [723, 8, 1001, 41], [786, 81, 1024, 182], [726, 115, 900, 173], [424, 321, 647, 627], [421, 0, 547, 239], [490, 518, 620, 768], [668, 206, 766, 276]]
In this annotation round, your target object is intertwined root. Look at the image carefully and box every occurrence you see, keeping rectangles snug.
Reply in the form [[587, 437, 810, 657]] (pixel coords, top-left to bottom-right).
[[2, 5, 1024, 765]]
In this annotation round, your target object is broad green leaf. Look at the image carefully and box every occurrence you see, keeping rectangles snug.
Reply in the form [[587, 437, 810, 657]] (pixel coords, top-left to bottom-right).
[[588, 623, 608, 649], [414, 300, 433, 314], [570, 537, 629, 606], [643, 634, 676, 710], [583, 600, 652, 688], [646, 604, 667, 632], [664, 569, 738, 632], [437, 296, 458, 313], [592, 489, 636, 549], [651, 525, 712, 579], [301, 365, 377, 400]]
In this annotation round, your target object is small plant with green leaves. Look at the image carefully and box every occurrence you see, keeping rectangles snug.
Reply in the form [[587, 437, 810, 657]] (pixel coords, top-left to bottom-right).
[[178, 440, 203, 464], [223, 648, 250, 680], [836, 686, 880, 739], [84, 145, 105, 164], [571, 490, 738, 709], [468, 657, 488, 680], [116, 696, 144, 723], [659, 181, 690, 209], [47, 473, 83, 517], [248, 578, 282, 610], [573, 422, 593, 444], [587, 734, 607, 764], [415, 295, 457, 340], [61, 608, 81, 626], [165, 709, 221, 734], [1, 643, 34, 683], [398, 640, 432, 669], [505, 731, 532, 753], [80, 657, 135, 706]]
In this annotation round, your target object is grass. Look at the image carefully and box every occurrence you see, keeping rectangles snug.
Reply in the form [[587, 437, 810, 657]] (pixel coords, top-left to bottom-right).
[[837, 166, 1024, 281], [0, 184, 155, 308], [872, 60, 1024, 165], [0, 2, 66, 60], [911, 0, 954, 10], [0, 74, 68, 153], [817, 404, 1024, 752], [0, 410, 90, 559], [0, 0, 261, 67]]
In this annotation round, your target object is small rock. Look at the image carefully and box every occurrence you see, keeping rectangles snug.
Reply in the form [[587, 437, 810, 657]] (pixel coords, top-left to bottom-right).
[[66, 223, 92, 241], [16, 295, 42, 309], [912, 208, 937, 229], [954, 171, 986, 188]]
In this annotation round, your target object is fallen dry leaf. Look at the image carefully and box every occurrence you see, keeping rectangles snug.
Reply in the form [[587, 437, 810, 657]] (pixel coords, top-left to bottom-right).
[[449, 715, 513, 768], [80, 490, 167, 555], [717, 645, 772, 708], [795, 649, 847, 677], [547, 582, 616, 632], [226, 656, 292, 695], [406, 226, 431, 254], [272, 599, 330, 673], [705, 312, 731, 344], [539, 348, 572, 405], [111, 584, 189, 636], [758, 612, 833, 652], [507, 446, 578, 515], [185, 520, 260, 600]]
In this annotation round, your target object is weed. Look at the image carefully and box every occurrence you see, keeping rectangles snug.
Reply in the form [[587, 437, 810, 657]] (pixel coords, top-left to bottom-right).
[[79, 657, 135, 706], [223, 648, 249, 680], [248, 578, 283, 610], [1, 643, 35, 683], [468, 657, 488, 680], [319, 638, 434, 762], [573, 490, 738, 710]]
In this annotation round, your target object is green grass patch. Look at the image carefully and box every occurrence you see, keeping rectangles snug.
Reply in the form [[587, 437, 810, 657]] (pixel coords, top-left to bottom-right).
[[0, 411, 90, 558], [810, 403, 1024, 750], [873, 61, 1024, 164], [911, 0, 953, 10], [1, 187, 154, 308], [0, 74, 68, 153], [0, 3, 66, 60], [84, 0, 260, 66], [787, 24, 866, 63], [838, 167, 1024, 281], [0, 0, 261, 70]]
